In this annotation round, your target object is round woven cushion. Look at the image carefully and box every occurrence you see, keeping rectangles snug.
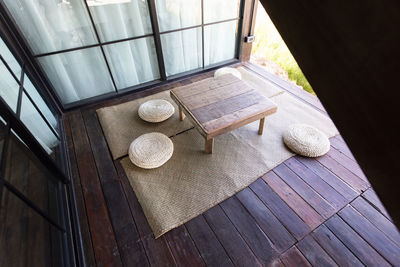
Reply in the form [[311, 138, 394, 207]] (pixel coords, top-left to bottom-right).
[[138, 99, 175, 123], [129, 133, 174, 169], [214, 67, 242, 80], [283, 124, 330, 157]]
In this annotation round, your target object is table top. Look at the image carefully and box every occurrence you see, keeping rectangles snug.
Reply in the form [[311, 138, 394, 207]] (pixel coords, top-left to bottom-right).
[[170, 74, 278, 138]]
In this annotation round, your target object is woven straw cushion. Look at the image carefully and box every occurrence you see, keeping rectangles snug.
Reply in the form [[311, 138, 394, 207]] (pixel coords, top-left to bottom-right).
[[283, 124, 330, 157], [138, 99, 175, 123], [214, 67, 242, 80], [129, 133, 174, 169]]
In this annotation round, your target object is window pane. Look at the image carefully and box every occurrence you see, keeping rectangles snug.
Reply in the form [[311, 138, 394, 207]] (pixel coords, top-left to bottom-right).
[[20, 92, 59, 156], [3, 131, 61, 224], [104, 37, 160, 89], [3, 0, 98, 54], [88, 0, 153, 42], [155, 0, 201, 32], [0, 59, 20, 112], [24, 77, 59, 133], [0, 188, 64, 267], [0, 38, 22, 77], [161, 28, 202, 76], [204, 21, 237, 66], [37, 47, 115, 104], [204, 0, 240, 24]]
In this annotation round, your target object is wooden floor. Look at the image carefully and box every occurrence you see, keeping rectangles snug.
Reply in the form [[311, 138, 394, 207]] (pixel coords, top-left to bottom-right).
[[63, 63, 400, 266]]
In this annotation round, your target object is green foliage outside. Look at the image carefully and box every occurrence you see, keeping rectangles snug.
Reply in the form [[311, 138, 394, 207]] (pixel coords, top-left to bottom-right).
[[251, 4, 314, 94]]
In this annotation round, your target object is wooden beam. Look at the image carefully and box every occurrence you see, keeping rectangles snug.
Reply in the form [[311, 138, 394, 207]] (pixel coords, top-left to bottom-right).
[[259, 0, 400, 227]]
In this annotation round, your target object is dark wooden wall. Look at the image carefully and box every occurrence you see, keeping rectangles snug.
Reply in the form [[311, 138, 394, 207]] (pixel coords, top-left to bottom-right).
[[259, 0, 400, 226]]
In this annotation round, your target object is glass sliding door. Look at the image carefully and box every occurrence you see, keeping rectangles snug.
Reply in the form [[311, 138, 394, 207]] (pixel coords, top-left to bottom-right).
[[0, 37, 61, 164], [1, 0, 243, 107], [0, 37, 73, 266], [2, 0, 160, 105]]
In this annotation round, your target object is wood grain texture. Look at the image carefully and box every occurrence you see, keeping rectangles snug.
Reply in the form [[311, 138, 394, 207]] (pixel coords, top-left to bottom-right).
[[203, 205, 262, 267], [170, 73, 277, 141], [325, 215, 390, 266], [280, 246, 311, 267], [312, 224, 363, 267], [249, 178, 310, 240], [264, 171, 324, 229], [236, 188, 295, 252], [338, 205, 400, 265], [296, 235, 337, 266], [68, 111, 123, 267]]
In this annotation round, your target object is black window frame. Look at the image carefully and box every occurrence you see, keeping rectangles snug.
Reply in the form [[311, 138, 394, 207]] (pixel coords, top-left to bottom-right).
[[0, 0, 245, 110]]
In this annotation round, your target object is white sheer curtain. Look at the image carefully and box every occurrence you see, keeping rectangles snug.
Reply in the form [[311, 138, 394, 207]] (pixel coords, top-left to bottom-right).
[[3, 0, 159, 103]]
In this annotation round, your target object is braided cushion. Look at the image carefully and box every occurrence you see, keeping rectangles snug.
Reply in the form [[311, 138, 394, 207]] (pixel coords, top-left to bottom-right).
[[138, 99, 175, 123], [283, 124, 330, 157], [214, 67, 242, 80], [129, 133, 174, 169]]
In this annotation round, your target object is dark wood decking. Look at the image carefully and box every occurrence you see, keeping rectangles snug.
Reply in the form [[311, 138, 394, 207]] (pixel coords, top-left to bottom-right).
[[63, 63, 400, 266]]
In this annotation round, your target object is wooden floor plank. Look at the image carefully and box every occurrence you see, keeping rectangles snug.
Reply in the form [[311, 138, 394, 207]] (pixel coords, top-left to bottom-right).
[[280, 246, 311, 267], [338, 205, 400, 265], [263, 171, 324, 229], [285, 157, 348, 210], [164, 225, 206, 267], [185, 215, 233, 267], [203, 205, 262, 267], [236, 187, 295, 252], [329, 136, 355, 160], [273, 164, 336, 219], [361, 188, 391, 220], [220, 196, 277, 265], [114, 161, 176, 267], [312, 224, 363, 267], [316, 154, 369, 193], [326, 148, 367, 181], [295, 156, 358, 201], [69, 111, 123, 267], [297, 235, 338, 266], [249, 178, 310, 240], [325, 214, 390, 266], [64, 116, 96, 267], [82, 109, 149, 267], [351, 197, 400, 247]]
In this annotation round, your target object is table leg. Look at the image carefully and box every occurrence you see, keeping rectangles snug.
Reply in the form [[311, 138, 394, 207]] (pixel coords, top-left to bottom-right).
[[258, 117, 265, 135], [205, 138, 214, 154], [179, 106, 186, 121]]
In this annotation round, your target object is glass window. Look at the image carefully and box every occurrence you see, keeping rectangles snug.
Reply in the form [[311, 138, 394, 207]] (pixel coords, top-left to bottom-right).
[[20, 92, 59, 156], [37, 47, 115, 104], [2, 0, 98, 55], [155, 0, 201, 32], [24, 77, 58, 133], [88, 0, 153, 42], [0, 116, 7, 162], [3, 131, 61, 223], [203, 0, 240, 24], [204, 21, 238, 66], [0, 59, 20, 113], [0, 188, 64, 267], [103, 37, 160, 89], [161, 27, 202, 76], [0, 38, 22, 77]]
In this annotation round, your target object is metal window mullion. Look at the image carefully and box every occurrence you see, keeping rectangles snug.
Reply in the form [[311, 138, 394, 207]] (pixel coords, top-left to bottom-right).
[[82, 0, 118, 92], [3, 179, 66, 232], [22, 87, 60, 139], [16, 66, 25, 118], [0, 55, 21, 85], [201, 0, 205, 69], [0, 125, 11, 205], [148, 0, 167, 80]]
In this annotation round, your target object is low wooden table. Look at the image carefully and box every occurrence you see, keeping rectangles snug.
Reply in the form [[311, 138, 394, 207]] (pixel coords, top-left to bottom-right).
[[170, 74, 278, 153]]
